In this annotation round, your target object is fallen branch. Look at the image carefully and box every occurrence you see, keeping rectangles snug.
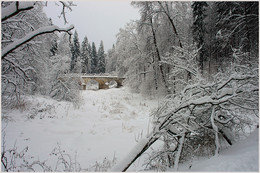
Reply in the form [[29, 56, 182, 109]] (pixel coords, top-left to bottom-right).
[[111, 135, 158, 172]]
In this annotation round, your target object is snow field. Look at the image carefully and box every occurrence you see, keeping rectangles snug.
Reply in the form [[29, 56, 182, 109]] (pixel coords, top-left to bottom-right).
[[2, 87, 159, 171], [2, 86, 258, 171]]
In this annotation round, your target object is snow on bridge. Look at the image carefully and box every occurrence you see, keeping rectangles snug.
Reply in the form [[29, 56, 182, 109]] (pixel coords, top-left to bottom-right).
[[81, 76, 126, 90], [59, 74, 126, 90]]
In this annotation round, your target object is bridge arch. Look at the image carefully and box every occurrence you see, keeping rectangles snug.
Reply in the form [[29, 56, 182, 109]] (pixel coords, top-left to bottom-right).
[[85, 80, 99, 90]]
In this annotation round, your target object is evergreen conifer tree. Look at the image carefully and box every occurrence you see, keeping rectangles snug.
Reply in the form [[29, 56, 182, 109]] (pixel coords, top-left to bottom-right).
[[70, 30, 81, 72], [91, 42, 98, 74], [88, 43, 92, 73], [81, 36, 90, 73], [97, 40, 105, 73]]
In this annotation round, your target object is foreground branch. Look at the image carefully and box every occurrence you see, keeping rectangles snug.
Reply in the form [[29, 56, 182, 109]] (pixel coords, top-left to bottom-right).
[[2, 25, 74, 58], [1, 2, 35, 22], [111, 135, 158, 172]]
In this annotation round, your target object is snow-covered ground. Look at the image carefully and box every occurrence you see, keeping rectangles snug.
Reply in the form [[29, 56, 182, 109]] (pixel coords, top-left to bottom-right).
[[1, 87, 159, 171], [179, 129, 259, 172], [2, 86, 258, 171]]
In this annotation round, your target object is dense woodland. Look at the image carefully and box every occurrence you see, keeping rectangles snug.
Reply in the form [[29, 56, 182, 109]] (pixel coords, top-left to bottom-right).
[[1, 1, 259, 172]]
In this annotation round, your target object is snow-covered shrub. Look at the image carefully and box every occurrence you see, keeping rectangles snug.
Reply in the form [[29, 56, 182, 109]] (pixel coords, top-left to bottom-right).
[[1, 132, 52, 172], [85, 155, 117, 172], [148, 51, 259, 170], [50, 73, 82, 108], [50, 144, 81, 172], [1, 137, 81, 172], [26, 102, 56, 120]]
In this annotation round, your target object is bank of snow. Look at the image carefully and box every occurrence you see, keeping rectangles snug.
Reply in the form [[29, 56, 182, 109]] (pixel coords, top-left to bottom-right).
[[179, 129, 259, 172]]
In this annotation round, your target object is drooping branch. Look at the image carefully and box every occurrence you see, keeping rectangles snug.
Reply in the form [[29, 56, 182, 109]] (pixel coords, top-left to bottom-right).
[[2, 25, 74, 58]]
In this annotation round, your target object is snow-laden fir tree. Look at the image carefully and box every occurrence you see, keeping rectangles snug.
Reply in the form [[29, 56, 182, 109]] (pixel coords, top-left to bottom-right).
[[70, 30, 81, 73], [97, 40, 106, 73], [87, 43, 92, 73], [90, 42, 98, 74], [81, 36, 90, 73]]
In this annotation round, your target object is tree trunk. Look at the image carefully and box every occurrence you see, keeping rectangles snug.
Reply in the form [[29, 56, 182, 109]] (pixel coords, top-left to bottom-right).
[[149, 17, 168, 92]]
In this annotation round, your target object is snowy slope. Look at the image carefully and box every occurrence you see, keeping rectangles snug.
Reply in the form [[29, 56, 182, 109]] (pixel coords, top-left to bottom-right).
[[179, 129, 259, 172]]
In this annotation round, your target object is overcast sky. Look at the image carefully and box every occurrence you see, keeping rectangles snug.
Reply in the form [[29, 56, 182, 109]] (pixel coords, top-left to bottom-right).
[[43, 1, 140, 52]]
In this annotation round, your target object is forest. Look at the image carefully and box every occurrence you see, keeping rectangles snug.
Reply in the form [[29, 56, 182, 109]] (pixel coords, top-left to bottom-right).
[[1, 1, 259, 172]]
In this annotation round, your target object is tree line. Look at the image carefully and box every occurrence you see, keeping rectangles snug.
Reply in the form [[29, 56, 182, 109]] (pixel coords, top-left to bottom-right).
[[106, 1, 258, 96], [68, 31, 105, 74]]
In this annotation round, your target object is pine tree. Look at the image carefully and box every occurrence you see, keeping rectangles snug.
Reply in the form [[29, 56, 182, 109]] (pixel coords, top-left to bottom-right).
[[81, 36, 90, 73], [70, 30, 81, 72], [191, 2, 208, 72], [91, 42, 98, 74], [97, 40, 106, 73]]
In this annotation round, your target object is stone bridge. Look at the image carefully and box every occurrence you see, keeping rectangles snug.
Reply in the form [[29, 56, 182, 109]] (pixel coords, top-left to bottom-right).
[[81, 76, 125, 89]]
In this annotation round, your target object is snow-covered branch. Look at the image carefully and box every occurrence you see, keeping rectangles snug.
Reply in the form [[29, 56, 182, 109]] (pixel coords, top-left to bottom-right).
[[1, 2, 35, 22], [210, 106, 220, 156], [2, 25, 74, 58], [111, 135, 159, 172], [114, 62, 258, 171], [58, 1, 77, 24]]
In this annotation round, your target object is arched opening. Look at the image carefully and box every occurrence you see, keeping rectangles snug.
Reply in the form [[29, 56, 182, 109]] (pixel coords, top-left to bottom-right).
[[108, 80, 118, 89], [86, 80, 99, 90]]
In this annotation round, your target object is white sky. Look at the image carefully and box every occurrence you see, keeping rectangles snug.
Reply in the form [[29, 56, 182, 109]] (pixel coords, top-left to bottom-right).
[[43, 1, 140, 52]]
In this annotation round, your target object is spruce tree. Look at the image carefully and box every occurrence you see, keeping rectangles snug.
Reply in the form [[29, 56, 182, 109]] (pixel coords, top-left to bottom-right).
[[91, 42, 98, 74], [97, 40, 105, 73], [81, 36, 90, 73], [88, 43, 92, 73], [70, 30, 81, 73]]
